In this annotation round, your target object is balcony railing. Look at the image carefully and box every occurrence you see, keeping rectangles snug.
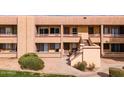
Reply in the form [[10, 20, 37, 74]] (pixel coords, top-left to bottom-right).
[[0, 50, 17, 53], [36, 34, 79, 37], [89, 34, 124, 37], [36, 34, 60, 37], [0, 34, 17, 37], [63, 34, 79, 37]]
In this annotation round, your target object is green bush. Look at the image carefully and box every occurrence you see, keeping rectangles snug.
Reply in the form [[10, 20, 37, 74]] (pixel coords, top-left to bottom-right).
[[18, 53, 44, 70], [73, 61, 87, 71], [109, 67, 124, 77], [87, 63, 95, 71]]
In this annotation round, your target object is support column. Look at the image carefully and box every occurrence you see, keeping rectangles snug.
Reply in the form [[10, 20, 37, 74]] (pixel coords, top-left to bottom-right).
[[100, 25, 104, 56], [26, 16, 35, 53], [17, 16, 27, 58], [60, 25, 64, 58]]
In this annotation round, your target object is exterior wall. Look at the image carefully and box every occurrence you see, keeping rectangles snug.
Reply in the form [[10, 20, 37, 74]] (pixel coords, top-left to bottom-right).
[[0, 16, 17, 25], [0, 53, 17, 58], [78, 26, 88, 39], [26, 16, 35, 53], [0, 36, 17, 43], [83, 46, 101, 68], [63, 36, 80, 43], [35, 36, 61, 43], [71, 46, 101, 68], [0, 16, 124, 58], [17, 16, 27, 58], [37, 52, 61, 58], [35, 16, 124, 25]]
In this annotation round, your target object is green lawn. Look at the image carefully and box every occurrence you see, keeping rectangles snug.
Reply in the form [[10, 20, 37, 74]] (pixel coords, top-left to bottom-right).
[[0, 70, 75, 77]]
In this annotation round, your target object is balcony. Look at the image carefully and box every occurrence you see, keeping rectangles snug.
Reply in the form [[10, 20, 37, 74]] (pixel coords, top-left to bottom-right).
[[89, 34, 100, 43], [0, 49, 17, 58], [35, 34, 61, 43], [103, 34, 124, 43], [0, 35, 17, 43], [37, 52, 61, 58], [89, 34, 124, 43], [63, 34, 80, 43]]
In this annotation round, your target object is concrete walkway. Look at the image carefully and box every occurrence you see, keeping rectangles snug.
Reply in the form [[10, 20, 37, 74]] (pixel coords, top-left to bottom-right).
[[0, 57, 124, 77]]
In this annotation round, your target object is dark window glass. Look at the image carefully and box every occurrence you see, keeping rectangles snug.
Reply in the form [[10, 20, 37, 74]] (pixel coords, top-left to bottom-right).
[[88, 26, 94, 34], [36, 43, 44, 52], [120, 26, 124, 34], [50, 28, 60, 34], [50, 28, 54, 34], [72, 27, 77, 34], [104, 44, 109, 49], [55, 28, 59, 34], [0, 43, 17, 51], [50, 43, 55, 49], [0, 27, 5, 34], [64, 27, 70, 34]]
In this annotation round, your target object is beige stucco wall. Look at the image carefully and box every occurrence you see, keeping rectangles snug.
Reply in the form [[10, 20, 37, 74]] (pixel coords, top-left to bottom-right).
[[78, 26, 88, 39], [37, 52, 61, 58], [71, 46, 101, 68], [35, 36, 61, 43], [26, 16, 36, 53], [35, 16, 124, 25], [0, 16, 124, 58], [0, 16, 17, 25], [0, 53, 17, 58], [0, 37, 17, 43], [17, 16, 27, 58], [83, 46, 101, 68]]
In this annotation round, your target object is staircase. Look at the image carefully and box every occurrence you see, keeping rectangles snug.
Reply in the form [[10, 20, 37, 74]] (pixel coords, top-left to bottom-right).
[[69, 35, 101, 68]]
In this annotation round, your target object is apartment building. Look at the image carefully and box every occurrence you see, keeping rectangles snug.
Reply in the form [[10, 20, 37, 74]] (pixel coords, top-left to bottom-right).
[[0, 16, 124, 67]]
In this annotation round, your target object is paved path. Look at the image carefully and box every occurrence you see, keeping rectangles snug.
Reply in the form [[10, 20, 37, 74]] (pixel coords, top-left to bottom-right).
[[0, 57, 124, 77]]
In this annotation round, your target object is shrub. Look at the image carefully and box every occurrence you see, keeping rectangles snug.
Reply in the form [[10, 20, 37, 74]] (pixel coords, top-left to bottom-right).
[[18, 53, 44, 70], [73, 61, 87, 71], [109, 67, 124, 77], [87, 63, 95, 71]]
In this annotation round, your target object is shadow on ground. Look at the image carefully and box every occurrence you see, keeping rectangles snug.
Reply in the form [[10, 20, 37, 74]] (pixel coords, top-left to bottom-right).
[[103, 57, 124, 62], [97, 72, 109, 77]]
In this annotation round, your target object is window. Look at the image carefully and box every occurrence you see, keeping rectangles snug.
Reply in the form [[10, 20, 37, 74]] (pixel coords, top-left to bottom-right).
[[0, 27, 5, 34], [38, 27, 49, 35], [50, 43, 55, 50], [104, 27, 110, 34], [88, 26, 94, 34], [64, 27, 70, 34], [120, 26, 124, 34], [104, 44, 109, 49], [0, 26, 17, 35], [72, 43, 77, 48], [111, 27, 119, 36], [111, 44, 124, 52], [36, 43, 48, 52], [72, 27, 78, 34], [50, 28, 60, 34], [50, 43, 60, 51], [0, 43, 17, 52]]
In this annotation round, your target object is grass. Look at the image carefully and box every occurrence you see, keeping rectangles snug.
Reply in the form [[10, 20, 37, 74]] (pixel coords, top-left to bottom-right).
[[0, 70, 75, 77]]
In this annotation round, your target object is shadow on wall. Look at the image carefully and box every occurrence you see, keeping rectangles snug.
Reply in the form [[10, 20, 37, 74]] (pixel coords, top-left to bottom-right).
[[97, 72, 109, 77]]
